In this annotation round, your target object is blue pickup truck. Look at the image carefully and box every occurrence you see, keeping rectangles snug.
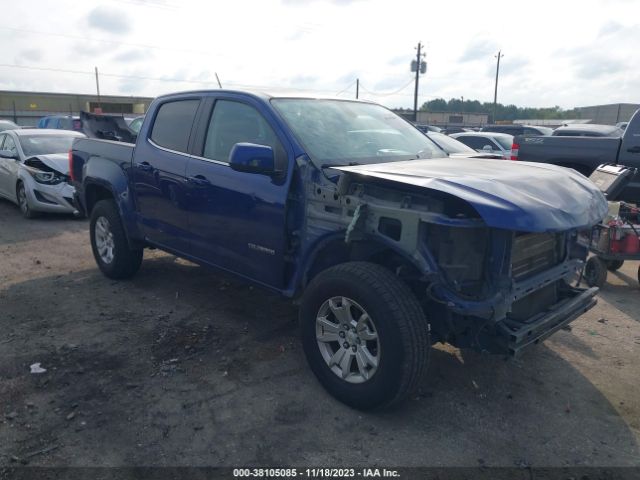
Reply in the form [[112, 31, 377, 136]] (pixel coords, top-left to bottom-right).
[[70, 90, 607, 409]]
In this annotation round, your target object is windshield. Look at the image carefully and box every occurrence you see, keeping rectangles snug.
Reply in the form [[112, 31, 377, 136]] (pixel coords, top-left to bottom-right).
[[493, 135, 514, 150], [427, 132, 475, 154], [19, 134, 79, 156], [271, 99, 447, 166]]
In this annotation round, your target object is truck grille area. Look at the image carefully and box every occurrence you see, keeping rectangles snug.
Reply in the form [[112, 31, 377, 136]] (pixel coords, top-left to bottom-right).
[[511, 232, 564, 281]]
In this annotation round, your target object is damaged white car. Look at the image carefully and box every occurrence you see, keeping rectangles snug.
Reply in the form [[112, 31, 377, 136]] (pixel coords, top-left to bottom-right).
[[0, 129, 85, 218]]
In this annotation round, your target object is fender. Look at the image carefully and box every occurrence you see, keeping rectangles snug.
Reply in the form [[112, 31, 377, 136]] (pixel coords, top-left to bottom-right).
[[83, 157, 144, 247], [290, 228, 435, 297]]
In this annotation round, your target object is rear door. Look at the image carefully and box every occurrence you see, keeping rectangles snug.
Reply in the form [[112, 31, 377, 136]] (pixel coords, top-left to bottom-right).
[[133, 97, 201, 254], [184, 96, 291, 288]]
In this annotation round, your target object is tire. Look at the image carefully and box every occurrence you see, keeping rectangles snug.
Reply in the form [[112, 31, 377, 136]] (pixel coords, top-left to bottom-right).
[[637, 264, 640, 286], [300, 261, 430, 410], [16, 181, 37, 219], [90, 199, 143, 279], [604, 259, 624, 271], [584, 256, 607, 288]]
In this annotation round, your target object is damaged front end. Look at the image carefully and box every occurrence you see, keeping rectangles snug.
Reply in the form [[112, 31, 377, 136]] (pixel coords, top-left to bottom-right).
[[301, 159, 606, 357]]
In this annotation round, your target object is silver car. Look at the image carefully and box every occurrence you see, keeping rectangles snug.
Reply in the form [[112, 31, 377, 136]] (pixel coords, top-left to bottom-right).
[[450, 132, 515, 159], [0, 129, 85, 218]]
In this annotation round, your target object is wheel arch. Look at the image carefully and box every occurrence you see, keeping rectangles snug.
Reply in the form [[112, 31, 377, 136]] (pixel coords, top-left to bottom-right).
[[297, 233, 425, 296]]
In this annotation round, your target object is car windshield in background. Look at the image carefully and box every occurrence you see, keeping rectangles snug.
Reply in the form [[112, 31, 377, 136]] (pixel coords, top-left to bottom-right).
[[427, 132, 475, 154], [494, 135, 514, 150], [19, 135, 78, 156], [271, 99, 447, 166]]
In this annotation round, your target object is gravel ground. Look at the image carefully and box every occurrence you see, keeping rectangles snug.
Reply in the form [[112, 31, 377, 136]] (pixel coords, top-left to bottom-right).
[[0, 198, 639, 468]]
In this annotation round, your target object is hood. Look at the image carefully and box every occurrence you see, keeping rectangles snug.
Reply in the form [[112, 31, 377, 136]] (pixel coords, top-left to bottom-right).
[[25, 154, 69, 174], [333, 157, 608, 232]]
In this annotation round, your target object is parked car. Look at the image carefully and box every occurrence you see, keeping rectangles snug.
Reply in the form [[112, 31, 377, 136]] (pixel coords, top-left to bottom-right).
[[440, 126, 476, 135], [0, 120, 20, 132], [127, 116, 144, 134], [70, 90, 606, 410], [481, 124, 553, 136], [0, 129, 85, 218], [425, 131, 503, 159], [552, 124, 624, 137], [450, 131, 514, 158], [415, 124, 442, 133], [513, 109, 640, 204], [37, 115, 82, 132]]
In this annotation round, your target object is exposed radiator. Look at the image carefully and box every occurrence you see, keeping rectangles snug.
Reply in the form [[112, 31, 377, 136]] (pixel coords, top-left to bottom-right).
[[511, 232, 563, 281]]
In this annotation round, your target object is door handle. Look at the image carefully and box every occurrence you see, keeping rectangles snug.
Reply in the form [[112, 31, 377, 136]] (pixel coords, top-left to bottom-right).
[[627, 146, 640, 154], [187, 175, 211, 186], [136, 161, 153, 172]]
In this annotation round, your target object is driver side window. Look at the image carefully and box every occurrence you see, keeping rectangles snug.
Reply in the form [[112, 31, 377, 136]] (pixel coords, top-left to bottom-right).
[[203, 100, 286, 170]]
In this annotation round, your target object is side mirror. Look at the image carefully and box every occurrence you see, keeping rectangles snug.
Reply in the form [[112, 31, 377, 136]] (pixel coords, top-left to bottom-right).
[[229, 143, 275, 175], [482, 145, 493, 152], [0, 149, 17, 160]]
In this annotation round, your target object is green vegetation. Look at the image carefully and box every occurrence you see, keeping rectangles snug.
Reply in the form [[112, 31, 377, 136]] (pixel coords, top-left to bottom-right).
[[397, 98, 581, 122]]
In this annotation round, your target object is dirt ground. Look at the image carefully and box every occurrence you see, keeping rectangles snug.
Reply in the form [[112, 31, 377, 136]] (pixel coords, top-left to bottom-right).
[[1, 198, 639, 468]]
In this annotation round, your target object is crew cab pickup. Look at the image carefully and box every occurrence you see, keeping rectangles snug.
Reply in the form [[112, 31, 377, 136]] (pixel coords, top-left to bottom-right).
[[70, 90, 608, 410], [513, 109, 640, 204]]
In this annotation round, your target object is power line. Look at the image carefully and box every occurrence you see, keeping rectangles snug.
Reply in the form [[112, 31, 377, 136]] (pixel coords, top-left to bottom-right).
[[358, 77, 415, 97]]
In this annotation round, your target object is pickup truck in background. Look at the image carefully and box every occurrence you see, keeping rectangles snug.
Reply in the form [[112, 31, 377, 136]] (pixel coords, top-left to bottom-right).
[[513, 109, 640, 204], [70, 90, 607, 410]]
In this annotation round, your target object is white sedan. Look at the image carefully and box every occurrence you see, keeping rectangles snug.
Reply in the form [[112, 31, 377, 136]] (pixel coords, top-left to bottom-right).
[[0, 129, 85, 218]]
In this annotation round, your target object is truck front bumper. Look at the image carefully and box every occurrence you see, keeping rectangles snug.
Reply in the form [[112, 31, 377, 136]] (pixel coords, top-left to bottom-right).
[[496, 286, 598, 357]]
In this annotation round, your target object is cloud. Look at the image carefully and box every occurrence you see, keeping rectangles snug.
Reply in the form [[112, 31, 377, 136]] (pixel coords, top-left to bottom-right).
[[387, 55, 408, 66], [282, 0, 363, 5], [574, 55, 626, 79], [16, 49, 43, 63], [598, 21, 623, 36], [486, 56, 529, 78], [113, 49, 151, 63], [459, 38, 499, 62], [87, 6, 132, 34]]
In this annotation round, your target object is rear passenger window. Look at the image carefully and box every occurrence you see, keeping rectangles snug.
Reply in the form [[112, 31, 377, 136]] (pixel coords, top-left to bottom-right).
[[150, 100, 200, 153]]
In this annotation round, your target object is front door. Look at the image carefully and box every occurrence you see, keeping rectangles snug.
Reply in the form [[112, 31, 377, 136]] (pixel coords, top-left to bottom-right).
[[185, 98, 291, 288], [133, 98, 201, 254]]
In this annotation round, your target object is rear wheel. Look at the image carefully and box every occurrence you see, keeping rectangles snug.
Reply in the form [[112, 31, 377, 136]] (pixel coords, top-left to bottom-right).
[[16, 181, 37, 219], [584, 256, 607, 288], [90, 199, 143, 279], [300, 262, 430, 410]]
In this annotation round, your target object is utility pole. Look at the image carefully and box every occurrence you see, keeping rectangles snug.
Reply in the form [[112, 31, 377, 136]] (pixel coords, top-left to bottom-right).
[[94, 66, 102, 112], [412, 42, 426, 122], [492, 51, 504, 124], [356, 78, 359, 99], [12, 101, 17, 124]]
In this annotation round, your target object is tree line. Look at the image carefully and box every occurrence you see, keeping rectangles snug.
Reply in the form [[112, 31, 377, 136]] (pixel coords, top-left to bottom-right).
[[396, 98, 581, 122]]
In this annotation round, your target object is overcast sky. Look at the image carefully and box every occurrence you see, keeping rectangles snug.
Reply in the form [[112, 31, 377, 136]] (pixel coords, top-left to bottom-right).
[[0, 0, 638, 110]]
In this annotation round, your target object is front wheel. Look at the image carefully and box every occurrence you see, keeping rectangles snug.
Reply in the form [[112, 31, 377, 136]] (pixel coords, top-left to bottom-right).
[[90, 199, 143, 279], [16, 181, 37, 219], [300, 262, 430, 410]]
